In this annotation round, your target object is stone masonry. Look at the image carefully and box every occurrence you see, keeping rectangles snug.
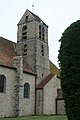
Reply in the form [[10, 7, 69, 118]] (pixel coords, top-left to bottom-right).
[[0, 9, 65, 117], [17, 10, 50, 84], [13, 56, 23, 116]]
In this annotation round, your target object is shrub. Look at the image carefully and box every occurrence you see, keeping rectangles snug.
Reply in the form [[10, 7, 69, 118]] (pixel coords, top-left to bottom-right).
[[58, 20, 80, 120]]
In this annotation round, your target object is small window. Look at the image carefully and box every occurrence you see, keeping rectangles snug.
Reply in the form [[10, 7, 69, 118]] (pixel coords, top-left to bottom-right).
[[42, 27, 44, 32], [39, 25, 45, 40], [23, 44, 27, 55], [24, 49, 27, 53], [42, 33, 44, 40], [41, 45, 44, 56], [22, 26, 27, 31], [42, 74, 43, 77], [22, 25, 27, 40], [41, 44, 43, 49], [42, 27, 45, 40], [25, 16, 28, 22], [22, 32, 27, 36], [39, 32, 41, 39], [24, 44, 27, 48], [0, 75, 6, 93], [39, 25, 41, 31], [39, 25, 41, 39], [24, 83, 30, 98], [22, 36, 27, 40]]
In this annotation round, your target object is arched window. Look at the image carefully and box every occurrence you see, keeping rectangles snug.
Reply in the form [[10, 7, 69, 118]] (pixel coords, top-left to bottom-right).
[[39, 25, 45, 40], [24, 44, 27, 48], [24, 83, 30, 98], [22, 25, 27, 40], [22, 26, 27, 31], [0, 75, 6, 93]]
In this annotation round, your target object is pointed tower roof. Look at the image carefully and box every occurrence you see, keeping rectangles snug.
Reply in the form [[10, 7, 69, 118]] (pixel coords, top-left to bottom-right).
[[18, 9, 48, 27]]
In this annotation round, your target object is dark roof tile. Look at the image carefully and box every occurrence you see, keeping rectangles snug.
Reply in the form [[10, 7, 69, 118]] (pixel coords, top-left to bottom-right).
[[36, 73, 54, 89]]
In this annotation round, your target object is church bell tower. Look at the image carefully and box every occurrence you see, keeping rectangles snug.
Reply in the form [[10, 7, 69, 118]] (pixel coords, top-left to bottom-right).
[[17, 9, 50, 84]]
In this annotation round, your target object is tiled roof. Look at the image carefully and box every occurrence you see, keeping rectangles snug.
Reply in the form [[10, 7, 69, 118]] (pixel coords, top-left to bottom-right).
[[0, 37, 35, 75], [23, 62, 35, 74], [0, 37, 16, 67], [36, 73, 54, 89]]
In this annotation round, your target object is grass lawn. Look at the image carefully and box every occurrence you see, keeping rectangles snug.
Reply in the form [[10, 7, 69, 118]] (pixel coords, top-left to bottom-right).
[[0, 116, 67, 120]]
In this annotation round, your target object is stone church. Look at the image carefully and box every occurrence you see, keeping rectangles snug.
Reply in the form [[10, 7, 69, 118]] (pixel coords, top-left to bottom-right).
[[0, 9, 65, 117]]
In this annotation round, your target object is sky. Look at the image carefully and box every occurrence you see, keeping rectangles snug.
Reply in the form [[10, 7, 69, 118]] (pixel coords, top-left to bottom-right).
[[0, 0, 80, 67]]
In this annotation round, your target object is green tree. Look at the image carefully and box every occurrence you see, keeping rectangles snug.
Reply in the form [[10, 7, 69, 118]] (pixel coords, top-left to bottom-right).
[[58, 20, 80, 120]]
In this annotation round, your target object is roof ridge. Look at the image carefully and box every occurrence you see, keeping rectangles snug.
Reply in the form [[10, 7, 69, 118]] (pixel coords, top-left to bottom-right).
[[0, 37, 16, 44], [0, 37, 35, 75], [36, 73, 55, 89], [27, 9, 48, 27]]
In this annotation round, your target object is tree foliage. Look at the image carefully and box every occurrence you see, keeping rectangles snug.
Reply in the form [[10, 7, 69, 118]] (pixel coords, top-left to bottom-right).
[[58, 20, 80, 120]]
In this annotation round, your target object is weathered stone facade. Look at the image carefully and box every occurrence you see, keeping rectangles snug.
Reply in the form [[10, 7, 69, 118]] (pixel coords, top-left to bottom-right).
[[17, 10, 50, 84], [17, 9, 50, 115], [0, 9, 65, 117], [13, 56, 23, 116], [0, 65, 35, 117], [0, 66, 15, 117], [43, 75, 61, 115], [36, 75, 62, 115]]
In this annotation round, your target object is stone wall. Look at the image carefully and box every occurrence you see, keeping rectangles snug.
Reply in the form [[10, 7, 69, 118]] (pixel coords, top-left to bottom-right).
[[0, 65, 35, 117], [13, 56, 23, 116], [22, 73, 35, 116], [36, 90, 43, 115], [0, 66, 16, 117], [43, 75, 61, 115], [17, 10, 50, 84]]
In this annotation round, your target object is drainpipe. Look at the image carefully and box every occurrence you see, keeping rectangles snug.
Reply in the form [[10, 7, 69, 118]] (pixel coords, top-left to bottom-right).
[[34, 74, 37, 115]]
